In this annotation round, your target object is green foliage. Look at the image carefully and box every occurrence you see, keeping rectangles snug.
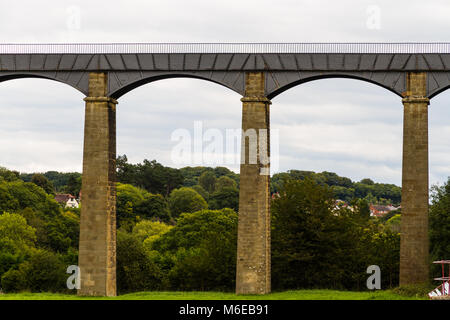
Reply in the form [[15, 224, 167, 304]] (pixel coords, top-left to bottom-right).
[[31, 174, 55, 195], [271, 178, 400, 291], [132, 220, 173, 251], [430, 178, 450, 278], [380, 208, 401, 223], [0, 167, 20, 182], [360, 178, 375, 185], [191, 184, 209, 200], [117, 156, 183, 197], [1, 249, 67, 293], [44, 211, 79, 253], [1, 269, 27, 293], [116, 183, 171, 229], [0, 212, 36, 280], [386, 214, 401, 233], [198, 171, 217, 194], [208, 186, 239, 212], [215, 176, 237, 192], [0, 180, 60, 217], [116, 183, 147, 229], [168, 187, 208, 219], [353, 198, 371, 219], [271, 170, 401, 205], [135, 194, 171, 223], [0, 212, 36, 251], [153, 209, 238, 291], [180, 166, 239, 189], [0, 162, 411, 294], [20, 171, 81, 193], [64, 174, 81, 197], [116, 231, 162, 293]]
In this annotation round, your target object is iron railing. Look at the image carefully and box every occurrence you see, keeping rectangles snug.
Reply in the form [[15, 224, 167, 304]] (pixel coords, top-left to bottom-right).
[[1, 43, 450, 54]]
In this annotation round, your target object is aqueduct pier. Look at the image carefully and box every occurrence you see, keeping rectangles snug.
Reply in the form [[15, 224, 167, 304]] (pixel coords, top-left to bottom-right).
[[0, 43, 447, 295]]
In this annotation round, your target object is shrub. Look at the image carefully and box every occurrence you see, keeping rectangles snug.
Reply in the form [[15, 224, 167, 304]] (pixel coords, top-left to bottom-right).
[[116, 231, 162, 293]]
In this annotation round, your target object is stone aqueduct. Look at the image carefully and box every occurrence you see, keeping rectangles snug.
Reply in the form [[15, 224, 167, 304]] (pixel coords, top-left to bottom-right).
[[0, 43, 448, 295]]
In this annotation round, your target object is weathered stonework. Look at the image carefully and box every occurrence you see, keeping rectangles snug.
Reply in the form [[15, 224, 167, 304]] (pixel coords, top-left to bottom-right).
[[400, 72, 430, 285], [236, 72, 271, 294], [78, 72, 117, 296]]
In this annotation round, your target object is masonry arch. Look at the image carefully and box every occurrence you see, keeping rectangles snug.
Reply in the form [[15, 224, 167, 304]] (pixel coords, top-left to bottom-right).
[[0, 72, 89, 96], [267, 73, 405, 100], [428, 83, 450, 99], [109, 71, 245, 99]]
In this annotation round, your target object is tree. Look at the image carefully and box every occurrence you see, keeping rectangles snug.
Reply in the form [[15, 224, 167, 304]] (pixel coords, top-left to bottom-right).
[[208, 186, 239, 212], [136, 159, 183, 197], [0, 212, 36, 280], [4, 180, 60, 216], [116, 154, 138, 185], [116, 231, 162, 293], [134, 194, 171, 223], [116, 183, 148, 229], [152, 209, 238, 291], [270, 178, 394, 290], [31, 174, 55, 195], [215, 176, 237, 192], [191, 184, 209, 200], [117, 157, 184, 197], [65, 174, 81, 197], [386, 214, 401, 233], [168, 187, 208, 219], [271, 178, 340, 289], [0, 167, 19, 182], [0, 183, 18, 213], [360, 178, 375, 185], [1, 249, 67, 293], [132, 220, 173, 251], [198, 171, 216, 194], [354, 198, 371, 219], [0, 212, 36, 250], [430, 179, 450, 278]]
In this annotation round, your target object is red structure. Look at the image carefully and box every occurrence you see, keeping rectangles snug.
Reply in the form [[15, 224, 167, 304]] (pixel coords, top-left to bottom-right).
[[429, 260, 450, 299]]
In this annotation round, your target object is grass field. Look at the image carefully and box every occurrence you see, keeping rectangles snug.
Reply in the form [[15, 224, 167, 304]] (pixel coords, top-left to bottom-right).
[[0, 289, 428, 300]]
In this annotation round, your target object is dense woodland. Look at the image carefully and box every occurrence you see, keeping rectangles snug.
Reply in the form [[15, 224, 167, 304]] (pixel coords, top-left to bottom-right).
[[0, 155, 448, 294]]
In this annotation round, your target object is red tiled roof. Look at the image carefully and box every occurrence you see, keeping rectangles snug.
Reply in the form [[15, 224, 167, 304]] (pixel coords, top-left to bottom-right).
[[54, 194, 75, 203]]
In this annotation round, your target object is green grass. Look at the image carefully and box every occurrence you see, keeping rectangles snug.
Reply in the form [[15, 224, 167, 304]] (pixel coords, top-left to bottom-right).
[[0, 289, 428, 300]]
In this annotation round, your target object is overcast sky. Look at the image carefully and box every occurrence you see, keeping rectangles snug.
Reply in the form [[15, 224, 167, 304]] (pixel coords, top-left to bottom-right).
[[0, 0, 450, 187]]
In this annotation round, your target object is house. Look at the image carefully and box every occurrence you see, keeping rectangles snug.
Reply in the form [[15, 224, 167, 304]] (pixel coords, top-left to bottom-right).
[[370, 204, 399, 217], [54, 194, 79, 208], [334, 199, 354, 212]]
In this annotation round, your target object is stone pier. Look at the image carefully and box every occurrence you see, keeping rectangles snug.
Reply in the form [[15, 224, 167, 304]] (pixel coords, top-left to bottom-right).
[[236, 72, 271, 294], [399, 72, 430, 285], [78, 72, 117, 296]]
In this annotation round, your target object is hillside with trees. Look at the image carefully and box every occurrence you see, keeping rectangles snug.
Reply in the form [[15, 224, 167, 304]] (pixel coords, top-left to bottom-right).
[[0, 157, 447, 294]]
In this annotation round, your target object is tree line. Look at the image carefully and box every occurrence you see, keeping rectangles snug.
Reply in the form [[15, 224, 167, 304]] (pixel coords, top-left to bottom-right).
[[0, 158, 447, 294]]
